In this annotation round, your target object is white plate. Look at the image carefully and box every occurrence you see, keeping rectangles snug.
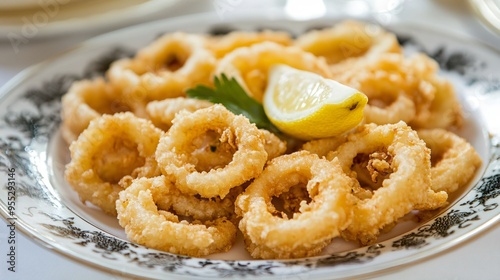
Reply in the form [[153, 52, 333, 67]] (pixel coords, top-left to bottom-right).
[[469, 0, 500, 35], [1, 12, 500, 280], [0, 0, 179, 38], [0, 0, 83, 10]]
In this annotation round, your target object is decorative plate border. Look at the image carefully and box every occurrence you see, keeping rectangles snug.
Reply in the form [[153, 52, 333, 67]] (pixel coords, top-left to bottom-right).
[[1, 14, 500, 279]]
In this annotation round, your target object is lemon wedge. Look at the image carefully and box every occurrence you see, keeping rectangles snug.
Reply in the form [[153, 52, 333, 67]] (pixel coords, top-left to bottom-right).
[[263, 64, 368, 140]]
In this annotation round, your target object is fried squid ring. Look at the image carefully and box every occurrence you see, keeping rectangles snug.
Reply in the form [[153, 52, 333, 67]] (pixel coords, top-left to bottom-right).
[[107, 32, 216, 117], [207, 30, 293, 58], [328, 122, 448, 245], [335, 53, 462, 129], [348, 74, 416, 125], [300, 135, 347, 158], [294, 20, 401, 75], [235, 151, 355, 259], [145, 97, 213, 131], [146, 97, 285, 158], [116, 176, 237, 257], [409, 75, 463, 129], [155, 104, 268, 198], [417, 129, 482, 194], [215, 41, 332, 103], [119, 175, 240, 222], [65, 112, 163, 216], [260, 129, 287, 160], [60, 78, 130, 144]]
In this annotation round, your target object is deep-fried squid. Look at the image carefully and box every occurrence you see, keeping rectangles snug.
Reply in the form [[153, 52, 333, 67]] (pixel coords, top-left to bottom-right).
[[155, 104, 268, 198], [116, 176, 237, 257], [145, 97, 213, 131], [215, 41, 332, 102], [417, 128, 482, 195], [107, 32, 216, 117], [334, 53, 463, 129], [346, 72, 417, 125], [235, 151, 355, 259], [118, 175, 240, 222], [207, 30, 293, 58], [60, 78, 130, 144], [260, 129, 287, 160], [410, 75, 463, 130], [300, 135, 347, 158], [65, 112, 163, 215], [328, 122, 448, 245], [294, 20, 401, 75]]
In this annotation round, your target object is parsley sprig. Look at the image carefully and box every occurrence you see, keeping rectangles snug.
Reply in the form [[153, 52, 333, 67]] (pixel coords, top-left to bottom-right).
[[186, 74, 282, 135]]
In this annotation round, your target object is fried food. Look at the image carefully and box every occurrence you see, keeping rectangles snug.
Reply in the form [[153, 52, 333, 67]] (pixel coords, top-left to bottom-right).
[[295, 20, 401, 75], [235, 151, 355, 259], [118, 175, 240, 221], [107, 32, 216, 117], [65, 112, 163, 216], [260, 128, 287, 160], [116, 176, 237, 257], [215, 41, 332, 102], [145, 97, 213, 131], [59, 21, 481, 259], [417, 129, 482, 194], [348, 73, 417, 125], [155, 104, 268, 198], [60, 78, 130, 144], [300, 135, 347, 158], [328, 122, 448, 245], [409, 74, 463, 129], [334, 53, 463, 129], [207, 30, 293, 58]]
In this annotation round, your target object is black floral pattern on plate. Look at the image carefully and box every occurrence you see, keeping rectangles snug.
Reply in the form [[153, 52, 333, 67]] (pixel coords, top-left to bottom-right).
[[0, 25, 499, 278]]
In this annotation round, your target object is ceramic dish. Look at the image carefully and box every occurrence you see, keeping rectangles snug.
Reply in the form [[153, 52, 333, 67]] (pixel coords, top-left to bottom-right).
[[0, 12, 499, 280], [469, 0, 500, 35], [0, 0, 179, 38]]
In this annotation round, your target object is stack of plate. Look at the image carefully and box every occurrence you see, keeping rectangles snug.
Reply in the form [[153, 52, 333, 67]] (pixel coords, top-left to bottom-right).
[[0, 0, 179, 39], [469, 0, 500, 35]]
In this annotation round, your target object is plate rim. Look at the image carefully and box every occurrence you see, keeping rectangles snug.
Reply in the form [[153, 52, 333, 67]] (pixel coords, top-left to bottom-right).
[[0, 0, 180, 38], [1, 10, 500, 280]]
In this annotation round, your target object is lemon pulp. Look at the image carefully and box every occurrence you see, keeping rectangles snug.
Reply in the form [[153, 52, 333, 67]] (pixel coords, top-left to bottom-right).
[[263, 64, 368, 140]]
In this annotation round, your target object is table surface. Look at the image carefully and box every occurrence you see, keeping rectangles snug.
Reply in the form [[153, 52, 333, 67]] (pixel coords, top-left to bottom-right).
[[1, 0, 499, 279]]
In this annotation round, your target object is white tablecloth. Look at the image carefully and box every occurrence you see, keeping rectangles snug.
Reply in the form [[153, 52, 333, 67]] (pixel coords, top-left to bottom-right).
[[1, 0, 499, 279]]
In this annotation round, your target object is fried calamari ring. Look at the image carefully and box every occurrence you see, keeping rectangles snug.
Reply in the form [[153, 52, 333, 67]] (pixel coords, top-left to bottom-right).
[[295, 20, 401, 74], [335, 53, 462, 129], [116, 176, 237, 257], [146, 97, 284, 159], [65, 112, 163, 216], [235, 151, 355, 259], [260, 129, 287, 160], [417, 129, 482, 194], [328, 122, 448, 245], [155, 104, 268, 198], [207, 30, 293, 58], [145, 97, 213, 131], [347, 73, 417, 125], [60, 78, 130, 144], [332, 53, 422, 126], [409, 74, 463, 129], [119, 175, 240, 222], [215, 42, 332, 102], [300, 135, 347, 158], [107, 32, 216, 117]]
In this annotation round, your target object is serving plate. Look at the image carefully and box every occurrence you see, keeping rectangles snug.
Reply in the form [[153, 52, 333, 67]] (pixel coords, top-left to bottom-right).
[[1, 12, 500, 280], [0, 0, 179, 38]]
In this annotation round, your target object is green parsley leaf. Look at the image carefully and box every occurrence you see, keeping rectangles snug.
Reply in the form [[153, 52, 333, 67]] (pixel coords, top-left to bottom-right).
[[186, 74, 282, 135]]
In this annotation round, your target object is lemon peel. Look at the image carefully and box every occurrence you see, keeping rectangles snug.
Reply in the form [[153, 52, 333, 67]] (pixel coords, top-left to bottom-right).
[[263, 64, 368, 140]]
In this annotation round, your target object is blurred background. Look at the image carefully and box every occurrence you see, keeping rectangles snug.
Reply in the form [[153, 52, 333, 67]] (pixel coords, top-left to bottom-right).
[[0, 0, 499, 78], [0, 0, 499, 279]]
